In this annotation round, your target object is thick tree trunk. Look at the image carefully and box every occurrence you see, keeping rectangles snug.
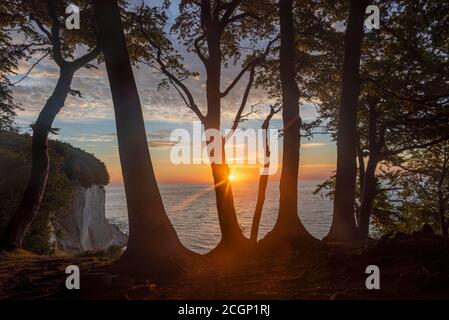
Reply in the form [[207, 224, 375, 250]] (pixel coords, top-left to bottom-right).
[[262, 0, 316, 248], [94, 0, 192, 276], [210, 162, 245, 245], [325, 0, 367, 242], [1, 68, 74, 250], [358, 156, 379, 237]]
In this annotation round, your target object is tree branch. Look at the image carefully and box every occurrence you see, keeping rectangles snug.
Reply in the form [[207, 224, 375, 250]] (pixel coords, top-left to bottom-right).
[[230, 66, 255, 131], [138, 5, 205, 122], [194, 34, 208, 66], [219, 0, 242, 26], [72, 47, 101, 70], [382, 135, 449, 158], [11, 52, 50, 85], [225, 11, 261, 25], [46, 0, 66, 67], [221, 37, 278, 97]]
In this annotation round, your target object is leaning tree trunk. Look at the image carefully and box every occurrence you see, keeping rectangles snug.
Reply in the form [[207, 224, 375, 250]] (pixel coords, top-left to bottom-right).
[[94, 0, 193, 277], [325, 0, 368, 242], [261, 0, 316, 248], [250, 110, 275, 243], [0, 67, 74, 250], [251, 172, 269, 243]]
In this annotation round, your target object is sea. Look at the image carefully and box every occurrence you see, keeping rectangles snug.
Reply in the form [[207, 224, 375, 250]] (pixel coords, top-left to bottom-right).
[[105, 180, 333, 254]]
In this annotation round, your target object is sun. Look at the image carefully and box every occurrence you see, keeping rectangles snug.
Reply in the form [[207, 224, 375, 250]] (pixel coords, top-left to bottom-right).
[[228, 174, 236, 181]]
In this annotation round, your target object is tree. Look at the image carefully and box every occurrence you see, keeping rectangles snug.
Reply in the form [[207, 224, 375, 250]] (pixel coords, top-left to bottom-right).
[[260, 0, 319, 248], [250, 104, 280, 243], [93, 0, 194, 277], [1, 0, 99, 250], [355, 0, 449, 236], [0, 18, 23, 130], [135, 0, 277, 252], [314, 0, 449, 239], [374, 142, 449, 242], [324, 0, 368, 242]]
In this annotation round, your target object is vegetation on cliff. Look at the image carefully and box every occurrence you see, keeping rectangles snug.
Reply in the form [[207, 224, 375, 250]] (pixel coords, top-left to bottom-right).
[[0, 130, 109, 254]]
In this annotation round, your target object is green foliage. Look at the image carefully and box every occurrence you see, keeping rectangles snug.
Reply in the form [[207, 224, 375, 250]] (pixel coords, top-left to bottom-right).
[[0, 29, 22, 130], [0, 131, 109, 254], [49, 140, 109, 187], [373, 142, 449, 236], [308, 0, 449, 237]]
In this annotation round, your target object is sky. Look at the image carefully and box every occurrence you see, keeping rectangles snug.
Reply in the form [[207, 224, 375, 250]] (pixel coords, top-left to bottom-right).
[[8, 0, 337, 185]]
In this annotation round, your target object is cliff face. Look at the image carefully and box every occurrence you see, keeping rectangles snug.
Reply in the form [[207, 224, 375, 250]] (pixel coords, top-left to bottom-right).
[[51, 185, 127, 252]]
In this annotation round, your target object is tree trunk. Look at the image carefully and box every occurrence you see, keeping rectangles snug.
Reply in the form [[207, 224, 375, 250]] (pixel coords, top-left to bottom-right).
[[262, 0, 316, 248], [438, 192, 448, 243], [358, 156, 379, 237], [210, 162, 245, 245], [1, 67, 74, 250], [440, 209, 448, 242], [325, 0, 367, 242], [251, 169, 269, 243], [355, 134, 365, 226], [94, 0, 193, 277], [204, 20, 247, 250], [251, 116, 272, 243], [358, 98, 380, 237]]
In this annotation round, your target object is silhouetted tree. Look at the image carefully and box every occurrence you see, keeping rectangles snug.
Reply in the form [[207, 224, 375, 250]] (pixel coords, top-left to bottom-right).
[[314, 0, 449, 238], [325, 0, 368, 242], [260, 0, 318, 248], [1, 0, 99, 250], [375, 142, 449, 242], [250, 104, 280, 243], [0, 27, 22, 130], [135, 0, 277, 252], [94, 0, 194, 276], [355, 0, 449, 236]]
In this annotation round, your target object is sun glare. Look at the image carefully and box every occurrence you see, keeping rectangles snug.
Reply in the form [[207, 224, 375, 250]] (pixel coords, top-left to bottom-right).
[[228, 174, 236, 181]]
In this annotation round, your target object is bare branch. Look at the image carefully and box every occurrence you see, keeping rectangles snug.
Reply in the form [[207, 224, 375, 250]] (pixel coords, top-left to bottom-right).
[[46, 0, 67, 67], [11, 52, 50, 86], [72, 47, 101, 70], [221, 37, 278, 97], [382, 135, 449, 158], [29, 14, 52, 42], [262, 104, 281, 130], [138, 5, 205, 122], [194, 34, 208, 66], [230, 66, 255, 131]]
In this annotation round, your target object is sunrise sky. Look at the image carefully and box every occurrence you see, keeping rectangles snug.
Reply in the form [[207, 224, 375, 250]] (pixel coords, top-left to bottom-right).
[[9, 1, 337, 185]]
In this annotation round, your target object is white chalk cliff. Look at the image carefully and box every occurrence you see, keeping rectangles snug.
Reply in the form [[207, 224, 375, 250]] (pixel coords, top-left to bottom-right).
[[51, 185, 127, 252]]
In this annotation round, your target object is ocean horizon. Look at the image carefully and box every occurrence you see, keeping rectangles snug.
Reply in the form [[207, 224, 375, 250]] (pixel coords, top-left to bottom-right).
[[105, 180, 333, 254]]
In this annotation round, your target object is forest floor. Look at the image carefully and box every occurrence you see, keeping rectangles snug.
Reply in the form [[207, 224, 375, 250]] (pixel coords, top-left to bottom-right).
[[1, 229, 449, 300]]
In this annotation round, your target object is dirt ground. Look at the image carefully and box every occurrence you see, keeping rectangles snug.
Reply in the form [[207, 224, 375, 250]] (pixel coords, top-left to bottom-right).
[[1, 231, 448, 300]]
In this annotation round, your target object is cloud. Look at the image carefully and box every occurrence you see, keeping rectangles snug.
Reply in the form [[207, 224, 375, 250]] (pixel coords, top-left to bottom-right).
[[58, 133, 116, 143], [148, 140, 178, 148], [302, 143, 326, 148]]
